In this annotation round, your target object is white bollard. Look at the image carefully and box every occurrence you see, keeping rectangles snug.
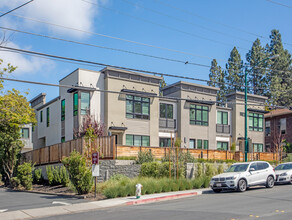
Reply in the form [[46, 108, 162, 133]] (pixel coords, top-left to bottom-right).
[[135, 183, 142, 199]]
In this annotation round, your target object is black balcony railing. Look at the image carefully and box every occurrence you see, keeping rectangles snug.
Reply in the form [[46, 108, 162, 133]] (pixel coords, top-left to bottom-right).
[[159, 118, 176, 129], [216, 124, 230, 133]]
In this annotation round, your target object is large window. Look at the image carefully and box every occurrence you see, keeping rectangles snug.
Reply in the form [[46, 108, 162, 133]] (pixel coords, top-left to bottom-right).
[[46, 107, 50, 127], [160, 103, 173, 119], [280, 118, 286, 134], [265, 120, 270, 136], [126, 95, 150, 119], [73, 93, 78, 116], [217, 142, 228, 151], [197, 139, 208, 149], [189, 139, 196, 149], [40, 111, 43, 123], [217, 111, 228, 125], [126, 134, 150, 146], [190, 104, 209, 126], [61, 99, 65, 121], [253, 143, 263, 152], [249, 113, 263, 131], [160, 138, 171, 147], [81, 92, 90, 115], [21, 128, 29, 139]]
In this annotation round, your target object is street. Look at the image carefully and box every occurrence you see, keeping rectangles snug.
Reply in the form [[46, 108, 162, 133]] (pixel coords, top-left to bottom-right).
[[0, 188, 84, 212], [38, 184, 292, 220]]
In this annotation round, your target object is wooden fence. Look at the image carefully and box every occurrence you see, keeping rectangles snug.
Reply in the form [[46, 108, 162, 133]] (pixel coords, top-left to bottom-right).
[[117, 146, 277, 162], [21, 136, 116, 165]]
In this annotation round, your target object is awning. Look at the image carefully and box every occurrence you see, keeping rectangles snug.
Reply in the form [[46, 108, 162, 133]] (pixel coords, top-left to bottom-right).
[[121, 89, 157, 97], [186, 99, 215, 105], [109, 126, 127, 131], [248, 108, 269, 114], [67, 86, 96, 93]]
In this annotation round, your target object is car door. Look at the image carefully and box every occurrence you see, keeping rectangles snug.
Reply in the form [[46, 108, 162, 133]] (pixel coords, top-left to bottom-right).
[[256, 162, 268, 184], [247, 162, 261, 185]]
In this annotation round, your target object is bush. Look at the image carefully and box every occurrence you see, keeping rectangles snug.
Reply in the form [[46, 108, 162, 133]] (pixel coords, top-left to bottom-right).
[[195, 163, 203, 178], [217, 164, 224, 174], [59, 166, 70, 187], [11, 177, 20, 188], [205, 163, 217, 177], [191, 176, 204, 189], [0, 174, 3, 186], [17, 162, 33, 190], [52, 167, 61, 185], [46, 166, 54, 185], [140, 162, 160, 178], [33, 168, 43, 184], [62, 151, 93, 194], [136, 150, 154, 164], [203, 176, 211, 188], [103, 185, 119, 198], [179, 151, 196, 163]]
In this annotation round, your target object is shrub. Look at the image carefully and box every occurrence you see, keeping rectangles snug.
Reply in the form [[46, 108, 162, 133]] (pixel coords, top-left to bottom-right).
[[62, 151, 93, 195], [46, 166, 54, 185], [205, 163, 217, 177], [17, 162, 33, 190], [117, 156, 137, 160], [0, 174, 3, 186], [53, 167, 61, 185], [59, 166, 70, 187], [140, 162, 160, 178], [179, 151, 196, 163], [136, 150, 154, 164], [195, 163, 203, 178], [203, 176, 211, 188], [10, 177, 20, 188], [217, 164, 224, 174], [191, 176, 204, 189], [33, 168, 43, 184], [103, 185, 119, 198]]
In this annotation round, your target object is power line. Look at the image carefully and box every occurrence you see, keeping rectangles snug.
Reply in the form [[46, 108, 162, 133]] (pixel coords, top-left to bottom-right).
[[0, 76, 288, 108], [154, 0, 292, 47], [0, 26, 210, 68], [265, 0, 292, 9], [2, 45, 291, 93], [0, 0, 34, 18], [119, 0, 253, 44], [81, 0, 250, 51]]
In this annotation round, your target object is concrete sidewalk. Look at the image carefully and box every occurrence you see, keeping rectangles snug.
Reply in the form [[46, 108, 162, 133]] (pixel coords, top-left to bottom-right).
[[0, 188, 211, 220]]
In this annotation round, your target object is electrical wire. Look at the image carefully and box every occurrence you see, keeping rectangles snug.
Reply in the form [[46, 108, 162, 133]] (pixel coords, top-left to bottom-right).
[[265, 0, 292, 9], [0, 0, 34, 18]]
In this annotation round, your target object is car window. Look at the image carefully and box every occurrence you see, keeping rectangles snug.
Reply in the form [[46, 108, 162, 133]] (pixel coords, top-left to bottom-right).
[[275, 164, 292, 170], [257, 163, 265, 170], [250, 163, 257, 171], [263, 163, 269, 169]]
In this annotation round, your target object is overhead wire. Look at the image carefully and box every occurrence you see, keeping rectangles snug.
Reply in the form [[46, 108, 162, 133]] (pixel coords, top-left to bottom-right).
[[265, 0, 292, 9], [0, 0, 34, 18], [154, 0, 292, 47]]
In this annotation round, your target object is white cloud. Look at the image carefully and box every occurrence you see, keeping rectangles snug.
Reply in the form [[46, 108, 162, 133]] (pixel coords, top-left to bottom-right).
[[1, 41, 55, 75], [0, 0, 105, 38]]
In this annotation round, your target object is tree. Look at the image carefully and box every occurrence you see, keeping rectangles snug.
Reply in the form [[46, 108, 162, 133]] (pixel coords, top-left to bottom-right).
[[208, 59, 226, 104], [226, 47, 244, 93], [159, 76, 167, 96], [268, 30, 292, 106], [0, 60, 36, 185], [246, 38, 270, 96]]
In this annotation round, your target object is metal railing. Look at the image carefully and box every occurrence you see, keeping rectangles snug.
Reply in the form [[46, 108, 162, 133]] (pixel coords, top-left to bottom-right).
[[216, 124, 230, 133]]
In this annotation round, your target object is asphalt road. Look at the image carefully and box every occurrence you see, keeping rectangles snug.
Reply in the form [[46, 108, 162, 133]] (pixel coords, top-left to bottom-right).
[[0, 188, 84, 212], [38, 184, 292, 220]]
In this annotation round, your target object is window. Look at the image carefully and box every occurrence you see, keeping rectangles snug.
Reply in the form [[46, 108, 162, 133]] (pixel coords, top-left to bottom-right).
[[190, 104, 208, 126], [189, 139, 196, 149], [160, 138, 171, 147], [73, 93, 78, 116], [126, 134, 150, 146], [203, 140, 208, 149], [197, 139, 202, 149], [280, 118, 286, 134], [40, 111, 43, 123], [217, 142, 228, 151], [61, 99, 65, 121], [126, 95, 150, 119], [217, 111, 228, 125], [61, 137, 65, 143], [249, 113, 263, 131], [253, 143, 263, 152], [81, 92, 90, 115], [160, 103, 173, 119], [265, 120, 270, 136], [46, 107, 50, 127], [21, 128, 29, 139]]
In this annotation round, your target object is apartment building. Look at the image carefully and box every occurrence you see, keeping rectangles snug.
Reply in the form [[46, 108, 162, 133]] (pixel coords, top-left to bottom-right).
[[226, 92, 268, 152], [29, 67, 268, 152], [265, 108, 292, 152]]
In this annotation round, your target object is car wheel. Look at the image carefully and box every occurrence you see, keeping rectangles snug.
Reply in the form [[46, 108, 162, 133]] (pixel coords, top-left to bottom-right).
[[212, 189, 222, 193], [237, 179, 247, 192], [266, 176, 274, 188]]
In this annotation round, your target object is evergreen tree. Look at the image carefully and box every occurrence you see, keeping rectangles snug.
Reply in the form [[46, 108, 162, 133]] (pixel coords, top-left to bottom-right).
[[246, 38, 269, 96], [226, 47, 244, 93], [208, 59, 226, 104], [268, 29, 292, 106]]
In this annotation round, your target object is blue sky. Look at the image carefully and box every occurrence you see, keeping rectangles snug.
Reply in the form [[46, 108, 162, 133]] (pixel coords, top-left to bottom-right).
[[0, 0, 291, 102]]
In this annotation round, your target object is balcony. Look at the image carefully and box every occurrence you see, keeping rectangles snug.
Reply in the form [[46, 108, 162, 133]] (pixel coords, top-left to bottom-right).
[[159, 118, 176, 129], [216, 124, 230, 134]]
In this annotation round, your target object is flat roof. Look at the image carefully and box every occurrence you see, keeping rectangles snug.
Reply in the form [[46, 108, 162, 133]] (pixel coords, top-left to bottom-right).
[[226, 91, 268, 100], [29, 93, 46, 103], [163, 81, 220, 91]]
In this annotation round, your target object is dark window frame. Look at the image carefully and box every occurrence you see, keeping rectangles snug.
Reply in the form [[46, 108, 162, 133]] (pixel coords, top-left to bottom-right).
[[160, 103, 173, 119], [46, 107, 50, 127], [190, 104, 209, 126], [80, 92, 90, 115], [159, 138, 171, 147], [40, 111, 43, 123], [249, 113, 263, 132], [126, 134, 150, 146], [21, 128, 29, 139], [217, 141, 228, 151], [61, 99, 65, 121], [73, 92, 78, 116], [126, 95, 150, 120], [217, 111, 228, 125]]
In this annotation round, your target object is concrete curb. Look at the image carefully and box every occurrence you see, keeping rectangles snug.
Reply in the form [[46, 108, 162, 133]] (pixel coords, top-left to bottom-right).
[[126, 191, 199, 205]]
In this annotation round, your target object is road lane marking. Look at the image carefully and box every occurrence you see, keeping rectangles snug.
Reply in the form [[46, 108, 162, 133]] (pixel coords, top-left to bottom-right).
[[275, 210, 279, 212], [52, 201, 72, 206], [0, 209, 8, 213], [249, 215, 254, 217], [281, 210, 285, 213], [255, 216, 259, 218]]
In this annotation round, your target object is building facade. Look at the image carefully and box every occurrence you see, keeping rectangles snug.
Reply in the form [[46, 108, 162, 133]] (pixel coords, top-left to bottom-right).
[[265, 109, 292, 152], [29, 67, 268, 152]]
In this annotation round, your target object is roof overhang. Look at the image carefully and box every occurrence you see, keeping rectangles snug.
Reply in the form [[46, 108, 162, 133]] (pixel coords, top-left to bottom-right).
[[67, 86, 96, 93], [109, 126, 127, 131], [248, 108, 269, 114], [186, 99, 215, 105], [121, 89, 157, 97]]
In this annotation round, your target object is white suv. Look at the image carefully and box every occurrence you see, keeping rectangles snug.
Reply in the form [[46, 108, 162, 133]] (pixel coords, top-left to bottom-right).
[[209, 161, 276, 192]]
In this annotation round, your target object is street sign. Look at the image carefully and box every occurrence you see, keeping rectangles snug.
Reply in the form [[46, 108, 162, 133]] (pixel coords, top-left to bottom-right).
[[92, 164, 100, 176], [92, 152, 99, 165]]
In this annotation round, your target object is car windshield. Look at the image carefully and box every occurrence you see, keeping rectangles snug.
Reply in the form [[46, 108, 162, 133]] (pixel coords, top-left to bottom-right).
[[275, 164, 292, 170], [225, 164, 249, 172]]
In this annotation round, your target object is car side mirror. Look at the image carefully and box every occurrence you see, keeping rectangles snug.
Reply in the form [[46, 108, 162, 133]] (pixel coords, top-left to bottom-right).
[[249, 168, 255, 172]]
